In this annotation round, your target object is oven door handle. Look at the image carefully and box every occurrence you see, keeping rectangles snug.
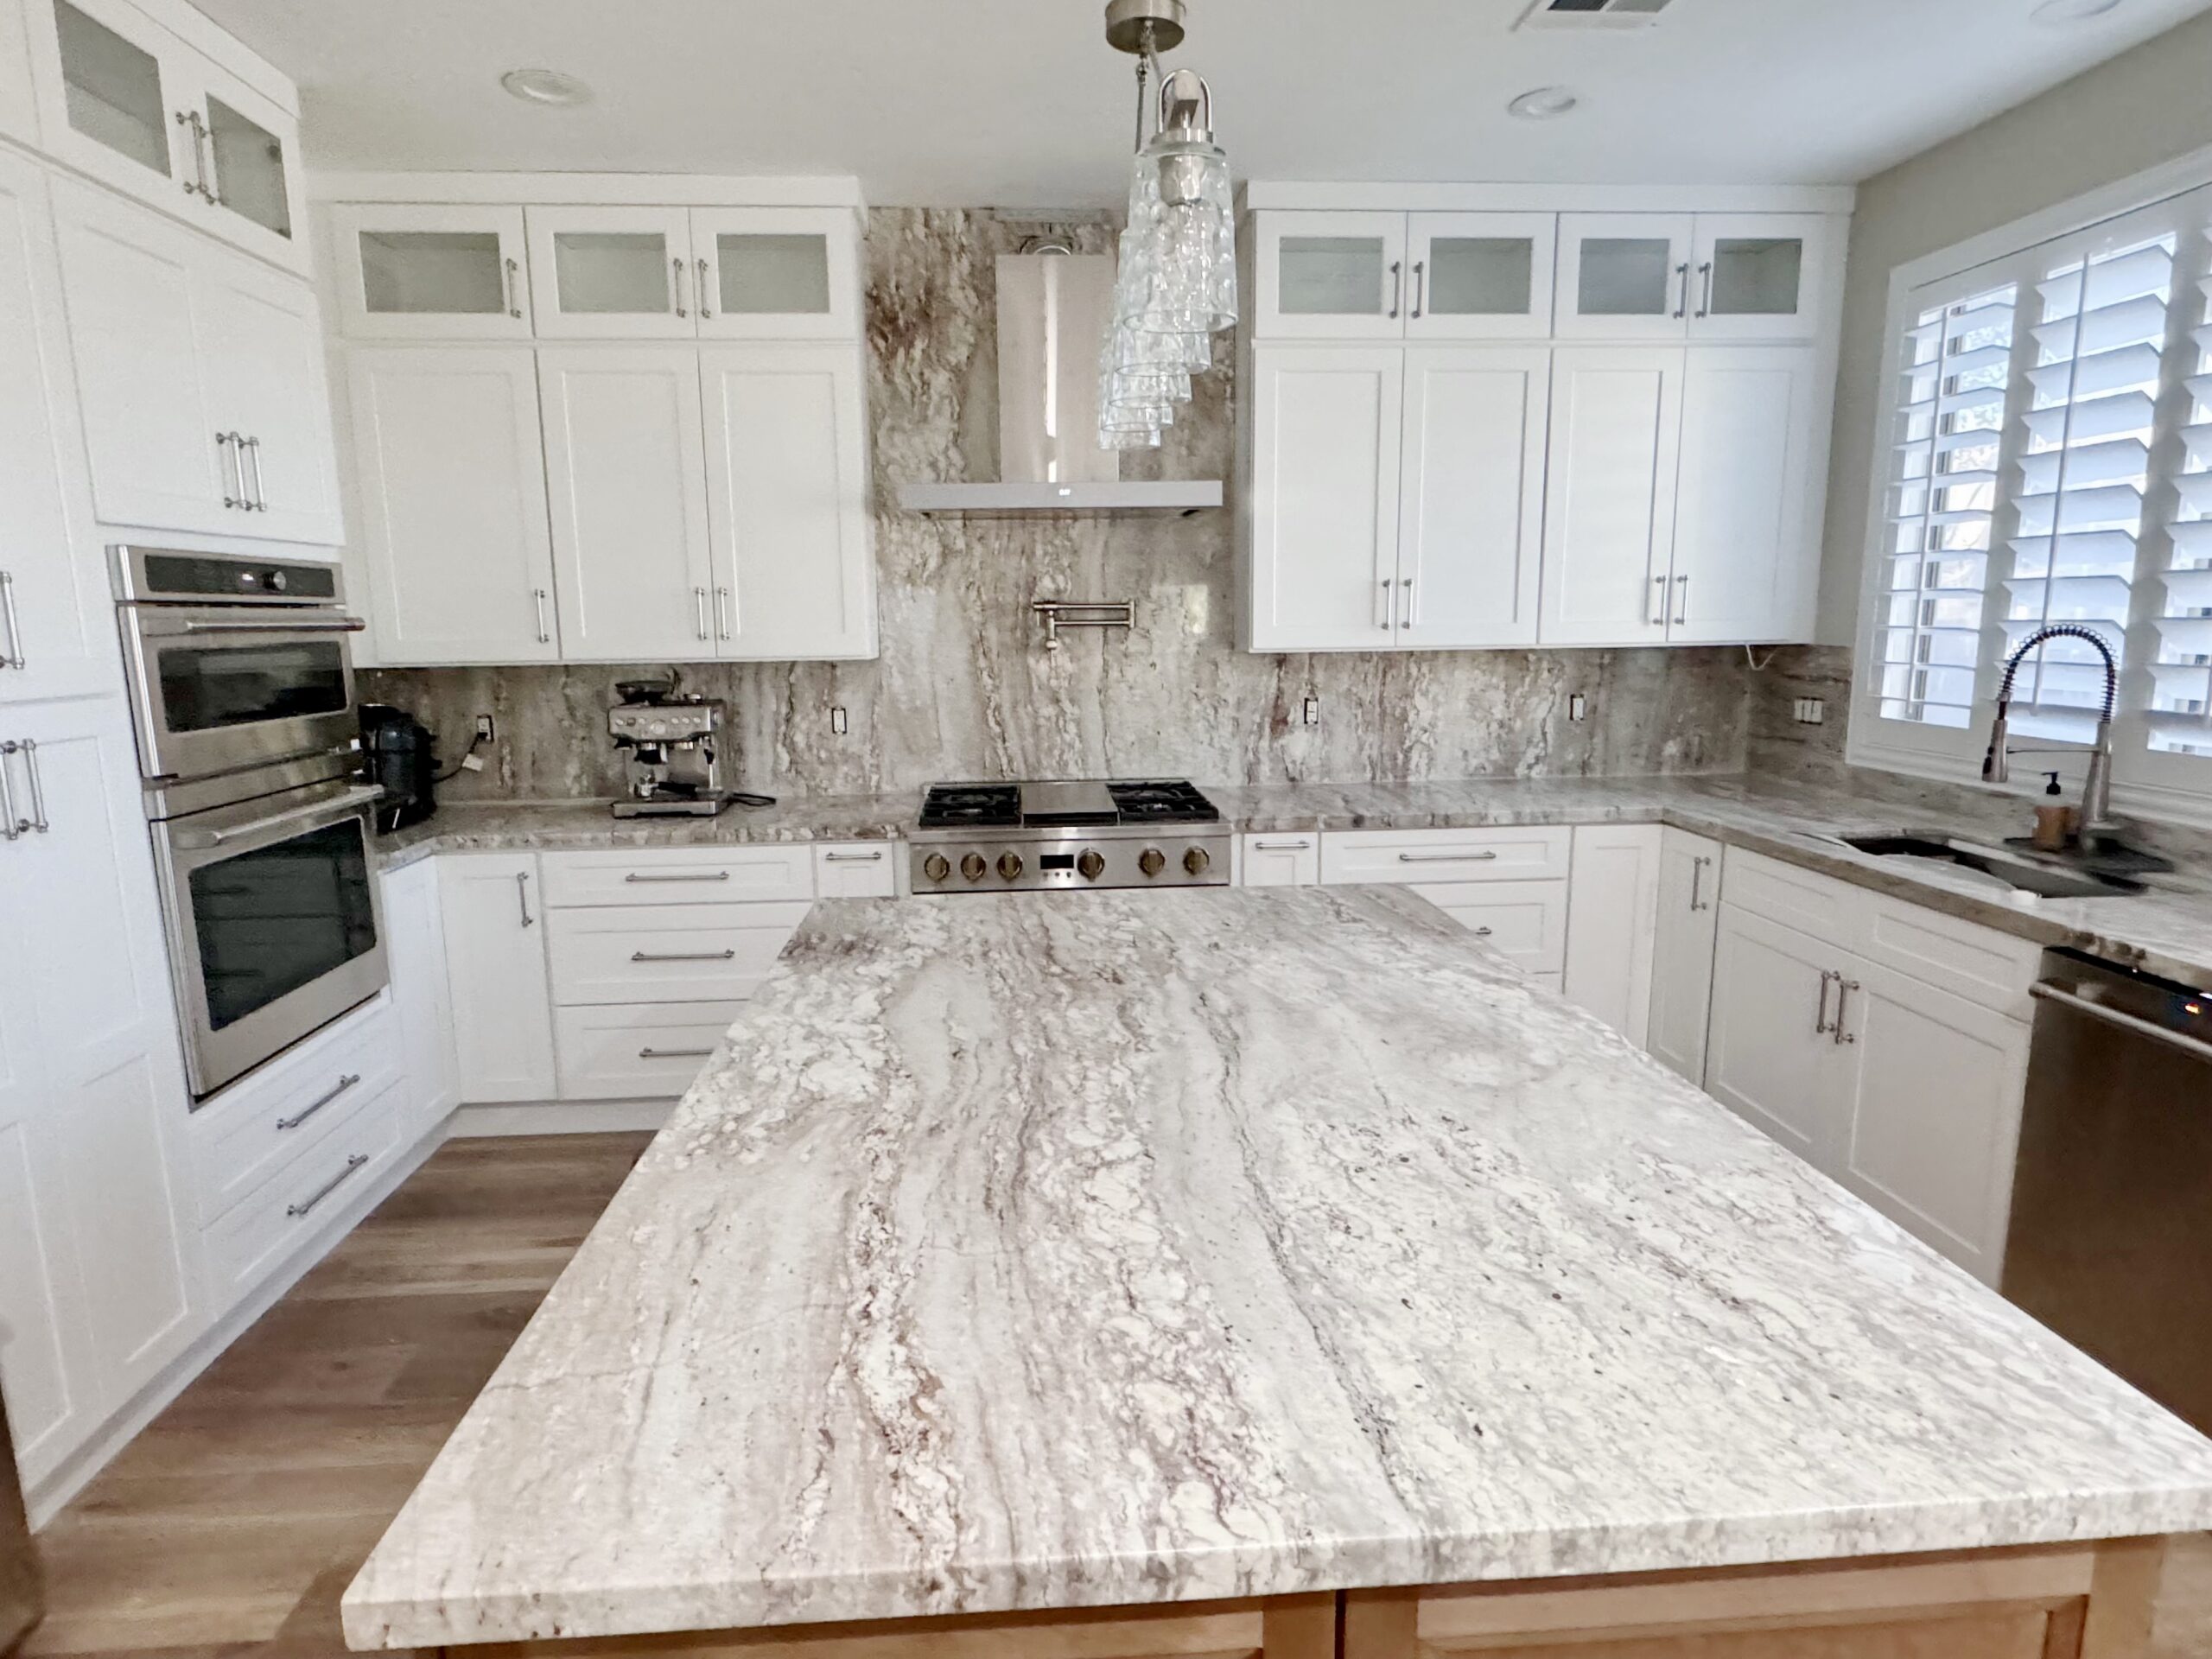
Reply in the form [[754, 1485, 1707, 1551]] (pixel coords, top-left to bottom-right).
[[168, 617, 369, 636], [169, 785, 381, 851], [2031, 981, 2212, 1064]]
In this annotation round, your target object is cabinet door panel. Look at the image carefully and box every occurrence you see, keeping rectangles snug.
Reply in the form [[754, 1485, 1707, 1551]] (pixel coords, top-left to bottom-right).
[[700, 344, 876, 659], [1239, 834, 1318, 888], [26, 0, 187, 217], [693, 207, 858, 340], [378, 861, 456, 1145], [52, 181, 224, 534], [1536, 346, 1681, 646], [524, 207, 694, 340], [328, 203, 531, 340], [1689, 213, 1831, 342], [1255, 211, 1408, 340], [1705, 905, 1842, 1166], [1834, 962, 2029, 1285], [540, 347, 715, 662], [1408, 880, 1567, 974], [0, 150, 111, 704], [1406, 212, 1555, 341], [1397, 346, 1548, 647], [0, 1115, 92, 1484], [1248, 346, 1403, 650], [346, 346, 558, 664], [192, 72, 307, 276], [438, 855, 556, 1103], [1667, 346, 1819, 644], [1555, 213, 1693, 340], [1646, 828, 1722, 1084], [1561, 825, 1661, 1044], [195, 249, 342, 543]]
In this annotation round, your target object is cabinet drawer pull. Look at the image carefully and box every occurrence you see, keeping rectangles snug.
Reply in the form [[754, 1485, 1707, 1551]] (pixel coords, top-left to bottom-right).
[[624, 869, 731, 884], [1815, 969, 1837, 1036], [516, 870, 534, 927], [639, 1046, 716, 1060], [287, 1153, 369, 1218], [1688, 855, 1711, 913], [1471, 925, 1494, 938], [630, 948, 736, 963], [823, 850, 884, 862], [276, 1072, 359, 1131], [1397, 850, 1499, 864], [1832, 978, 1860, 1046], [1253, 839, 1312, 851]]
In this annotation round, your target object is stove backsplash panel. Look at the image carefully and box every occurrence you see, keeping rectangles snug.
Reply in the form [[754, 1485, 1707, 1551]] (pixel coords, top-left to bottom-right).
[[360, 208, 1782, 803]]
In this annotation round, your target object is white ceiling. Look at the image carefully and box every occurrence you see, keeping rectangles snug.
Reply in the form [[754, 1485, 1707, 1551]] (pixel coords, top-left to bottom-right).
[[190, 0, 2212, 205]]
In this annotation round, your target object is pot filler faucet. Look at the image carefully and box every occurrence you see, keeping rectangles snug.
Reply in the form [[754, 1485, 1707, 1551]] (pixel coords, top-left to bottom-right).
[[1980, 624, 2118, 836]]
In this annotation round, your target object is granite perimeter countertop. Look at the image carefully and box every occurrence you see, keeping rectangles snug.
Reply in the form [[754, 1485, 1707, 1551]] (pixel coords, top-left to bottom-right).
[[373, 778, 2212, 990], [343, 885, 2212, 1649]]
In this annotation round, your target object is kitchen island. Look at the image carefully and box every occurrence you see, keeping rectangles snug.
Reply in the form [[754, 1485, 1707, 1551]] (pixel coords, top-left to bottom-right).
[[344, 887, 2212, 1659]]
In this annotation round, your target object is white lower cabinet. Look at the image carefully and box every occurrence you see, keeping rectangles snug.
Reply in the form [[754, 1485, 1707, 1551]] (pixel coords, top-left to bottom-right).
[[545, 903, 810, 1005], [1319, 827, 1571, 977], [554, 1003, 744, 1102], [815, 842, 897, 897], [438, 853, 557, 1103], [1239, 832, 1319, 887], [1646, 827, 1721, 1083], [378, 859, 458, 1144], [1561, 825, 1661, 1044]]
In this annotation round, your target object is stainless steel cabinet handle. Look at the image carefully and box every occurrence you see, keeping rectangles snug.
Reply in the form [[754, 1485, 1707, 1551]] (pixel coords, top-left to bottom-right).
[[0, 741, 19, 841], [1672, 573, 1688, 627], [0, 569, 20, 670], [624, 869, 730, 884], [1688, 855, 1710, 913], [241, 435, 267, 511], [6, 740, 46, 835], [672, 256, 688, 319], [516, 871, 534, 927], [714, 585, 732, 639], [639, 1046, 716, 1060], [175, 111, 213, 200], [631, 949, 736, 963], [1253, 839, 1313, 851], [823, 850, 884, 862], [503, 256, 523, 319], [1399, 575, 1413, 630], [693, 585, 710, 640], [1387, 259, 1402, 320], [1696, 260, 1715, 319], [1471, 925, 1494, 938], [532, 587, 551, 644], [696, 257, 713, 320], [1398, 849, 1498, 864], [1832, 978, 1860, 1046], [1377, 578, 1393, 631], [276, 1072, 359, 1131], [1649, 574, 1668, 627], [216, 431, 242, 509], [1672, 261, 1690, 320], [1410, 259, 1426, 319], [287, 1153, 369, 1218], [1815, 969, 1837, 1035], [2030, 981, 2212, 1062]]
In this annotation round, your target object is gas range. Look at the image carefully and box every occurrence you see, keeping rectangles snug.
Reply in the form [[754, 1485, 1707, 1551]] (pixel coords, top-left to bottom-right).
[[912, 779, 1232, 893]]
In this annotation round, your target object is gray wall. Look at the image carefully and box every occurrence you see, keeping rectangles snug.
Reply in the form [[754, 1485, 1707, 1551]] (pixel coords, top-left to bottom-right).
[[1817, 10, 2212, 645]]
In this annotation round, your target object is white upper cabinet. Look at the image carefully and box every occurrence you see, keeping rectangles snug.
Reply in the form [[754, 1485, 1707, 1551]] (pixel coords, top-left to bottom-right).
[[1555, 213, 1694, 340], [345, 345, 559, 664], [525, 205, 694, 340], [25, 0, 308, 276], [1395, 346, 1549, 647], [0, 0, 38, 145], [1537, 346, 1681, 646], [1558, 212, 1827, 341], [53, 179, 340, 543], [328, 203, 531, 340], [1405, 213, 1556, 341], [539, 346, 715, 661], [700, 343, 875, 658], [693, 207, 859, 340], [0, 149, 111, 704]]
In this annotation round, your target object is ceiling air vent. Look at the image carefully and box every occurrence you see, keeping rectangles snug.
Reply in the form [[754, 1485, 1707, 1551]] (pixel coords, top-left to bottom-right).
[[1516, 0, 1674, 29]]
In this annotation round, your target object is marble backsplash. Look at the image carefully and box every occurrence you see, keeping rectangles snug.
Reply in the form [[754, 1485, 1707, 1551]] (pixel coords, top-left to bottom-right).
[[362, 207, 1808, 804]]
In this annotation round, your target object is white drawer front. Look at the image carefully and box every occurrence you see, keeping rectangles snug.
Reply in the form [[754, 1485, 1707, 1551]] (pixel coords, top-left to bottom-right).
[[205, 1079, 402, 1306], [555, 1002, 745, 1101], [1857, 891, 2040, 1019], [546, 903, 811, 1005], [1323, 827, 1573, 886], [188, 995, 402, 1223], [539, 845, 815, 908], [1412, 880, 1568, 972], [815, 842, 899, 898], [1240, 833, 1319, 887], [1719, 846, 1859, 942]]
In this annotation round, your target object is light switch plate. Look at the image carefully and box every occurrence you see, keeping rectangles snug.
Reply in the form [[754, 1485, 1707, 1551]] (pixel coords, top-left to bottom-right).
[[1568, 693, 1588, 722]]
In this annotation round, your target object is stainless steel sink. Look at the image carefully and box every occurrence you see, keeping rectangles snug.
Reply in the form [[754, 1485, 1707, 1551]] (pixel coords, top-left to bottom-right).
[[1834, 834, 2143, 899]]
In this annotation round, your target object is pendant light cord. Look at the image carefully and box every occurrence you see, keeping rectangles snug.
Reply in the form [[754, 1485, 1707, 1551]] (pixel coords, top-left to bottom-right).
[[1133, 20, 1157, 151]]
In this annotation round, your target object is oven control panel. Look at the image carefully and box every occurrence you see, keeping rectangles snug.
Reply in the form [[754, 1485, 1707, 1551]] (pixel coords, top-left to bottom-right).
[[913, 830, 1232, 893]]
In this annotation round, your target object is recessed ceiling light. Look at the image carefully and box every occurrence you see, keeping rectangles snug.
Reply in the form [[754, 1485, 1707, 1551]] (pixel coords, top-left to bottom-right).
[[500, 68, 592, 107], [1507, 86, 1580, 120], [2031, 0, 2124, 23]]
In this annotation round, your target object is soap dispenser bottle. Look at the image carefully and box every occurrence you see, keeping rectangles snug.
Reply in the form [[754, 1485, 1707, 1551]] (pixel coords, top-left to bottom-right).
[[2031, 771, 2076, 852]]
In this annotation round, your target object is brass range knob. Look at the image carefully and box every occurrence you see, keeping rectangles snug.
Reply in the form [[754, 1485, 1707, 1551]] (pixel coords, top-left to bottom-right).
[[1183, 846, 1211, 875], [1137, 848, 1166, 877], [997, 851, 1024, 881], [960, 852, 987, 882], [1077, 849, 1106, 881], [922, 853, 951, 884]]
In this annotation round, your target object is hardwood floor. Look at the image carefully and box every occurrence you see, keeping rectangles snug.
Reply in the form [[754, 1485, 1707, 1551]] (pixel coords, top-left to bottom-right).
[[10, 1127, 2212, 1659], [18, 1132, 652, 1659]]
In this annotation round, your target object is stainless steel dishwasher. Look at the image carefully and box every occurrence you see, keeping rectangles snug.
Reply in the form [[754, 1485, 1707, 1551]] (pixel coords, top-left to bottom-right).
[[2003, 947, 2212, 1433]]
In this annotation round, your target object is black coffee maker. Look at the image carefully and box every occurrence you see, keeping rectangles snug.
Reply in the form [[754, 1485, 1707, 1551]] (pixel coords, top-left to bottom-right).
[[359, 704, 438, 832]]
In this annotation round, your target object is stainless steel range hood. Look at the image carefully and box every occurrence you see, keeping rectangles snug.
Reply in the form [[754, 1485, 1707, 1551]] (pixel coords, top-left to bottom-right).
[[896, 251, 1222, 519]]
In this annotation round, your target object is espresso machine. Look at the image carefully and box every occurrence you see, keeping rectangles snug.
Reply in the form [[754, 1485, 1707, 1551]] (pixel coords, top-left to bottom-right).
[[607, 678, 736, 817]]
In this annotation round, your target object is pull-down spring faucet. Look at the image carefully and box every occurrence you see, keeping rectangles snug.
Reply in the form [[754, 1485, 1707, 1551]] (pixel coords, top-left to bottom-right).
[[1980, 624, 2118, 835]]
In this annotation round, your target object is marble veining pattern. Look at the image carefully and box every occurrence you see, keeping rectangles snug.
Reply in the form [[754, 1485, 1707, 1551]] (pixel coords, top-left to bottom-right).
[[345, 886, 2212, 1649]]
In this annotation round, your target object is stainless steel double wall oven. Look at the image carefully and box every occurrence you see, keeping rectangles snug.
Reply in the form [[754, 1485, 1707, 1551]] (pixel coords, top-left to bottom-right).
[[113, 546, 385, 1100]]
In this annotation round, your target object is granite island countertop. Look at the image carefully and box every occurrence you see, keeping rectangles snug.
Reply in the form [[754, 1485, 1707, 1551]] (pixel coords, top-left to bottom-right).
[[342, 885, 2212, 1649]]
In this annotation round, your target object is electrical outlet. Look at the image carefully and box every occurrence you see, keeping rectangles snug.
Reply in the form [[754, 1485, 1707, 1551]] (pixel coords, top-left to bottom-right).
[[1302, 696, 1320, 726], [830, 704, 849, 735], [460, 753, 486, 772], [474, 715, 495, 744], [1793, 697, 1827, 725], [1568, 693, 1588, 722]]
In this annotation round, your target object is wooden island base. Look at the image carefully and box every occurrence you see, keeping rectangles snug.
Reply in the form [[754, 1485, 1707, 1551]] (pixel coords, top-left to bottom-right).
[[455, 1537, 2166, 1659]]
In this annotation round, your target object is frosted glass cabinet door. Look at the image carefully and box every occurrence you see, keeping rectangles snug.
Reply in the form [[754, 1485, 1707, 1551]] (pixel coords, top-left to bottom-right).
[[1405, 213, 1556, 340], [1554, 213, 1694, 340], [1688, 213, 1828, 341], [330, 204, 531, 339], [29, 0, 179, 205], [524, 206, 695, 339], [1255, 211, 1410, 340], [194, 77, 305, 270], [693, 207, 859, 340]]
